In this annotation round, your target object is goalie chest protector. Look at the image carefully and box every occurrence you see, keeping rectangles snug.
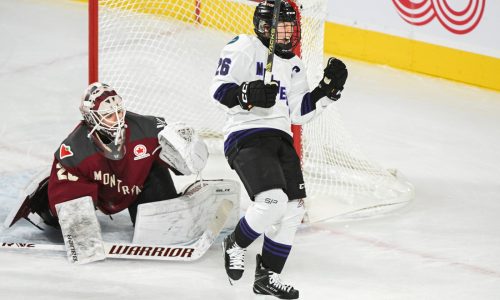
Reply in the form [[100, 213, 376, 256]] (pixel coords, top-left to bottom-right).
[[48, 112, 169, 215]]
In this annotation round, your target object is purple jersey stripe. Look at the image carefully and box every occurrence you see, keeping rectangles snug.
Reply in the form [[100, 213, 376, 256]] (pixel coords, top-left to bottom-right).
[[213, 83, 238, 102], [224, 128, 288, 154], [224, 128, 277, 154], [300, 92, 314, 115]]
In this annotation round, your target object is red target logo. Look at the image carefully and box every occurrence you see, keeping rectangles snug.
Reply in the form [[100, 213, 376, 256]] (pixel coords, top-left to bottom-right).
[[392, 0, 486, 34]]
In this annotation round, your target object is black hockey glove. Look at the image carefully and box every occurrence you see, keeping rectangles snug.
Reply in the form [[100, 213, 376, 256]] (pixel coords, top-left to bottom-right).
[[317, 57, 348, 101], [237, 80, 279, 110]]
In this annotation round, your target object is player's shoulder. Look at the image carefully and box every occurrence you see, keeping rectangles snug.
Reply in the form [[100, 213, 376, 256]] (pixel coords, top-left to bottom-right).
[[287, 54, 303, 65], [223, 34, 257, 53], [225, 34, 252, 46], [126, 111, 166, 142], [284, 55, 306, 77], [54, 122, 97, 168]]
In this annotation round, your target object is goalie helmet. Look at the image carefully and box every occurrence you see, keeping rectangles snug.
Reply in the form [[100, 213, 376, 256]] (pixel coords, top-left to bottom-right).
[[253, 0, 300, 55], [80, 82, 127, 160]]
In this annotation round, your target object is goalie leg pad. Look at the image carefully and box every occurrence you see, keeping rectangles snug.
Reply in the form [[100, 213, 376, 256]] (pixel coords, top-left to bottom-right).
[[56, 197, 105, 264], [132, 179, 240, 245]]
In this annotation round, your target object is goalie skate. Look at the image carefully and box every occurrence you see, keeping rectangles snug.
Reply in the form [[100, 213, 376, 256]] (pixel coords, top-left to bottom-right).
[[4, 171, 57, 229]]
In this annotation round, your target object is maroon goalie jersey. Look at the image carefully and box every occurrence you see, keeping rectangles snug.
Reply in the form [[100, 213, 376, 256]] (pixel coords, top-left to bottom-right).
[[47, 112, 170, 216]]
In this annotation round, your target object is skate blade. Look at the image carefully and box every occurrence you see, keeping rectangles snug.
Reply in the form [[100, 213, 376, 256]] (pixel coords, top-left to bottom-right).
[[253, 288, 293, 299], [252, 293, 272, 299]]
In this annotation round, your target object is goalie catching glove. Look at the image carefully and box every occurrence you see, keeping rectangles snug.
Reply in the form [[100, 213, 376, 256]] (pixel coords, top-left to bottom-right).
[[158, 122, 209, 175]]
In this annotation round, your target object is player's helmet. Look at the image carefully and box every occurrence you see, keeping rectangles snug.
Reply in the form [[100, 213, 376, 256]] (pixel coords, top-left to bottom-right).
[[253, 0, 300, 55], [80, 82, 127, 160]]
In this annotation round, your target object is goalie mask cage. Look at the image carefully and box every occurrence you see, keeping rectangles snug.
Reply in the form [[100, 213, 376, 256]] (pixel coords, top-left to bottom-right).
[[88, 0, 415, 222]]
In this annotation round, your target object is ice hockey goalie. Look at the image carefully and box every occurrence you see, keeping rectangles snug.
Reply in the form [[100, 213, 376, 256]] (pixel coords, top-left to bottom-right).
[[3, 82, 240, 263]]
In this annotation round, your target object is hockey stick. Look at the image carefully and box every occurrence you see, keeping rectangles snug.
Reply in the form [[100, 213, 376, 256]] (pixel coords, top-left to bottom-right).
[[263, 0, 282, 84], [1, 199, 233, 262]]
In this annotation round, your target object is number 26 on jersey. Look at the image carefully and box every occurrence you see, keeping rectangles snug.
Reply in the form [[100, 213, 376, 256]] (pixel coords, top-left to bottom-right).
[[215, 58, 231, 76]]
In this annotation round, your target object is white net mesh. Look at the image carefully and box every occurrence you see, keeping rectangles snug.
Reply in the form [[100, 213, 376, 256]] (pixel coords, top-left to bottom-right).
[[95, 0, 414, 222]]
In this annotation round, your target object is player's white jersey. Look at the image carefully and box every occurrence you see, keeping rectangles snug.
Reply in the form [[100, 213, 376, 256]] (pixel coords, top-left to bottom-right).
[[210, 34, 324, 141]]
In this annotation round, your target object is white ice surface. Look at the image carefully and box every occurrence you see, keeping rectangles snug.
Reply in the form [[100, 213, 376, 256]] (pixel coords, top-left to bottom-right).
[[1, 1, 500, 299]]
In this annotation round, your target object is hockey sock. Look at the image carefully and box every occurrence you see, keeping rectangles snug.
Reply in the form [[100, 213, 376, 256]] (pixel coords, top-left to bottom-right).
[[261, 200, 305, 273], [261, 235, 291, 273], [234, 216, 260, 248]]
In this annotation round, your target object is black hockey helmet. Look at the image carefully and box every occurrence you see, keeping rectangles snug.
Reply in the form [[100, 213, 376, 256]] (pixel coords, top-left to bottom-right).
[[253, 0, 301, 55]]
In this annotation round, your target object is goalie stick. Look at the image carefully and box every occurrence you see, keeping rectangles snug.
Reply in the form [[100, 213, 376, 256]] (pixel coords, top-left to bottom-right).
[[0, 199, 233, 262], [263, 0, 282, 84]]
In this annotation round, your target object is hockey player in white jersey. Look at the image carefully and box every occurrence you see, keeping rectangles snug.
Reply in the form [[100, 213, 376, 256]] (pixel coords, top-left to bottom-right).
[[210, 1, 348, 299]]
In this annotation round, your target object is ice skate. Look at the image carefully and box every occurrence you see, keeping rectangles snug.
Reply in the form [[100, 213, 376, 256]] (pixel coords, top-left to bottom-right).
[[253, 254, 299, 299], [222, 232, 246, 284]]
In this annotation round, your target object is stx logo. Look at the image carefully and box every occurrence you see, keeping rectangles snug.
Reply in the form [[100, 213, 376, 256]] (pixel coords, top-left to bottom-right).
[[392, 0, 486, 34]]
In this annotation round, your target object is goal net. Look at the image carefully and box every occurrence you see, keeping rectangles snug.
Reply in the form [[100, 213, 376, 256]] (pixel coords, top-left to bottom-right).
[[90, 0, 415, 222]]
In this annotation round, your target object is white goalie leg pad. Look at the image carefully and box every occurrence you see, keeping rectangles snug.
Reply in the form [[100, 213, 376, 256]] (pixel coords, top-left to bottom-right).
[[132, 179, 240, 245], [55, 196, 105, 264], [264, 199, 306, 246], [157, 122, 209, 175], [244, 188, 289, 234]]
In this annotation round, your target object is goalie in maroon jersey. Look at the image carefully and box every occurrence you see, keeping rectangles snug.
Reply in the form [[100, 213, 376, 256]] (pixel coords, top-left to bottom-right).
[[6, 82, 209, 229]]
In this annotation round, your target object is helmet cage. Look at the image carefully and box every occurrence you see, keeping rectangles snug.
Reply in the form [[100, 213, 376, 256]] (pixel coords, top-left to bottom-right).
[[80, 83, 127, 160], [89, 124, 126, 160], [84, 100, 126, 141]]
